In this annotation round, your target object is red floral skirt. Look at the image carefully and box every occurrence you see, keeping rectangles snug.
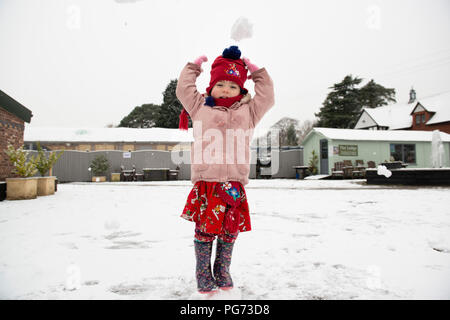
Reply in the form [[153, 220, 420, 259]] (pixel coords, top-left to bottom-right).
[[181, 180, 251, 234]]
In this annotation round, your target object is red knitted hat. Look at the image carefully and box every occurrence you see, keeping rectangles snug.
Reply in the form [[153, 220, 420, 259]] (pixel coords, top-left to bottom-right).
[[178, 46, 248, 131], [206, 46, 248, 95]]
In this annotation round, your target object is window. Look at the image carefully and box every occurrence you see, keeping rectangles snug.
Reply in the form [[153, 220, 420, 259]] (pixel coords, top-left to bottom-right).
[[414, 113, 426, 125], [320, 140, 328, 159], [390, 144, 416, 164]]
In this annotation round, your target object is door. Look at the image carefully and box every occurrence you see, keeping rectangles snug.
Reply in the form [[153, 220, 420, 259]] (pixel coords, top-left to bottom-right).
[[320, 139, 329, 174]]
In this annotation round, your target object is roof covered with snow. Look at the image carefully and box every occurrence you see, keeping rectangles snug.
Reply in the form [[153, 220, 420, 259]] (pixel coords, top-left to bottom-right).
[[363, 103, 413, 129], [24, 126, 194, 143], [304, 127, 450, 143], [358, 90, 450, 129], [415, 91, 450, 125]]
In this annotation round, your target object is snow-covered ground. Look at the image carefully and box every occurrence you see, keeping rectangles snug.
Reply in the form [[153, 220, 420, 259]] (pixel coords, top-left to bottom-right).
[[1, 179, 449, 300]]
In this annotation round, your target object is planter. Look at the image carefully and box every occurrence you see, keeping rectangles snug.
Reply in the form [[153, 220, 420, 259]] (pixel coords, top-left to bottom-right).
[[92, 176, 106, 182], [111, 173, 121, 182], [6, 177, 38, 200], [37, 176, 56, 196]]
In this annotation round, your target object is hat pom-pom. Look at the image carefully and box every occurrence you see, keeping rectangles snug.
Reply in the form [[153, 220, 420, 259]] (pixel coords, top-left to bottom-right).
[[222, 46, 241, 60], [204, 96, 215, 107]]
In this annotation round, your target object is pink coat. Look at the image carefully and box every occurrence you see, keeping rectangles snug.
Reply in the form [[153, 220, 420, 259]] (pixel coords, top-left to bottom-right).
[[176, 62, 275, 186]]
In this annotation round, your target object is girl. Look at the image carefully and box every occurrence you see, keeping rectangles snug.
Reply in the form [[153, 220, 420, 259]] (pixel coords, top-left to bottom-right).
[[176, 46, 274, 295]]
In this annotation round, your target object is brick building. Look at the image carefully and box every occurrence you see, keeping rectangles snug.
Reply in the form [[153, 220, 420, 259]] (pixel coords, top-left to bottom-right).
[[354, 89, 450, 134], [23, 127, 193, 152], [0, 90, 33, 181]]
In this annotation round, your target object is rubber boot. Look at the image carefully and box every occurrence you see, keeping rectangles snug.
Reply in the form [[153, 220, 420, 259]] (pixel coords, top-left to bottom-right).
[[194, 240, 218, 294], [213, 239, 235, 289]]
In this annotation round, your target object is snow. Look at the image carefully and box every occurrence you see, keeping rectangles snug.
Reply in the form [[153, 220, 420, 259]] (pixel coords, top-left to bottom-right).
[[1, 179, 450, 300], [419, 91, 450, 125], [23, 126, 194, 143], [230, 17, 253, 42], [309, 127, 450, 142], [362, 103, 413, 130], [304, 175, 329, 180]]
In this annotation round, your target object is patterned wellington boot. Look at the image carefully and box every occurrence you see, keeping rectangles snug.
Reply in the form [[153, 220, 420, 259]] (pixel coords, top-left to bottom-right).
[[213, 239, 235, 290], [194, 240, 218, 294]]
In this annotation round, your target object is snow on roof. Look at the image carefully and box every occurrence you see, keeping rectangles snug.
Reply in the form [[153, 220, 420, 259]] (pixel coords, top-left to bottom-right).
[[361, 90, 450, 129], [309, 127, 450, 142], [363, 103, 413, 129], [24, 126, 194, 143], [415, 91, 450, 125]]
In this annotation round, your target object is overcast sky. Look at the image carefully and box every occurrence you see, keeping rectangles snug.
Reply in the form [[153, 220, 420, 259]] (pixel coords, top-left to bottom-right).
[[1, 0, 449, 132]]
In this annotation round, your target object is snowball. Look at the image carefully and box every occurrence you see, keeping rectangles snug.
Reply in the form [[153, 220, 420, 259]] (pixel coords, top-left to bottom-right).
[[377, 165, 392, 178], [231, 17, 253, 42]]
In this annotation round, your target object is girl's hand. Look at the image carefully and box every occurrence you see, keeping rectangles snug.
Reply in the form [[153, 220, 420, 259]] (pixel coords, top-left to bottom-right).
[[242, 57, 259, 73], [193, 55, 208, 67]]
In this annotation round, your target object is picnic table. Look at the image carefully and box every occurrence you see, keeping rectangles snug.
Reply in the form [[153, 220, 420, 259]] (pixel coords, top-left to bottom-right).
[[293, 166, 309, 179], [343, 166, 354, 179], [120, 168, 136, 181], [352, 165, 366, 178], [120, 165, 145, 181], [167, 168, 180, 180]]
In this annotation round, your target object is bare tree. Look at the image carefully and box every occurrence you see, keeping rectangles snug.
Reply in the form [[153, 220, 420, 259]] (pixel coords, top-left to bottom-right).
[[298, 119, 316, 144]]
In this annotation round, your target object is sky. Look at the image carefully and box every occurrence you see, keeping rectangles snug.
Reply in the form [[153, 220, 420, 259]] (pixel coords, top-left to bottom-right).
[[0, 0, 449, 133]]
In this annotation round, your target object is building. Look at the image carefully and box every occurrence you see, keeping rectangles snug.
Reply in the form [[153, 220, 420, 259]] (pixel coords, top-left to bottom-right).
[[354, 89, 450, 134], [0, 90, 33, 181], [24, 127, 193, 152], [301, 127, 450, 175]]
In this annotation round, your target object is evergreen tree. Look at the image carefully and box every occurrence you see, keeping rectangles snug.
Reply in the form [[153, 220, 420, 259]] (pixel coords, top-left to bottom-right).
[[90, 155, 110, 176], [315, 75, 362, 128], [118, 79, 188, 129], [359, 79, 396, 108], [118, 103, 160, 128], [308, 150, 319, 175], [155, 79, 188, 128], [315, 75, 396, 128]]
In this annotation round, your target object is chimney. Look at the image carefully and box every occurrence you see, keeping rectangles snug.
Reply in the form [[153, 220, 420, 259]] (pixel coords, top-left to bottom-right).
[[408, 87, 416, 104]]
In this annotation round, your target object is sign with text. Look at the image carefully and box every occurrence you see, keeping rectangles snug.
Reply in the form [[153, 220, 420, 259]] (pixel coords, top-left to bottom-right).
[[339, 145, 358, 156]]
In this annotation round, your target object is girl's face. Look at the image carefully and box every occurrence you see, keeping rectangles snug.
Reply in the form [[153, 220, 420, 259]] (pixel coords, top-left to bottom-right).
[[211, 80, 240, 99]]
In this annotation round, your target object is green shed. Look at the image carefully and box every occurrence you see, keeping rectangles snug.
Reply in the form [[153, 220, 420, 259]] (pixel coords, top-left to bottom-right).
[[301, 128, 450, 175]]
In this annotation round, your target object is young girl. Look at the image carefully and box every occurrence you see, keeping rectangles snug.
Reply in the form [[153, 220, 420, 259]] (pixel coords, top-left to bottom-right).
[[176, 46, 274, 295]]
